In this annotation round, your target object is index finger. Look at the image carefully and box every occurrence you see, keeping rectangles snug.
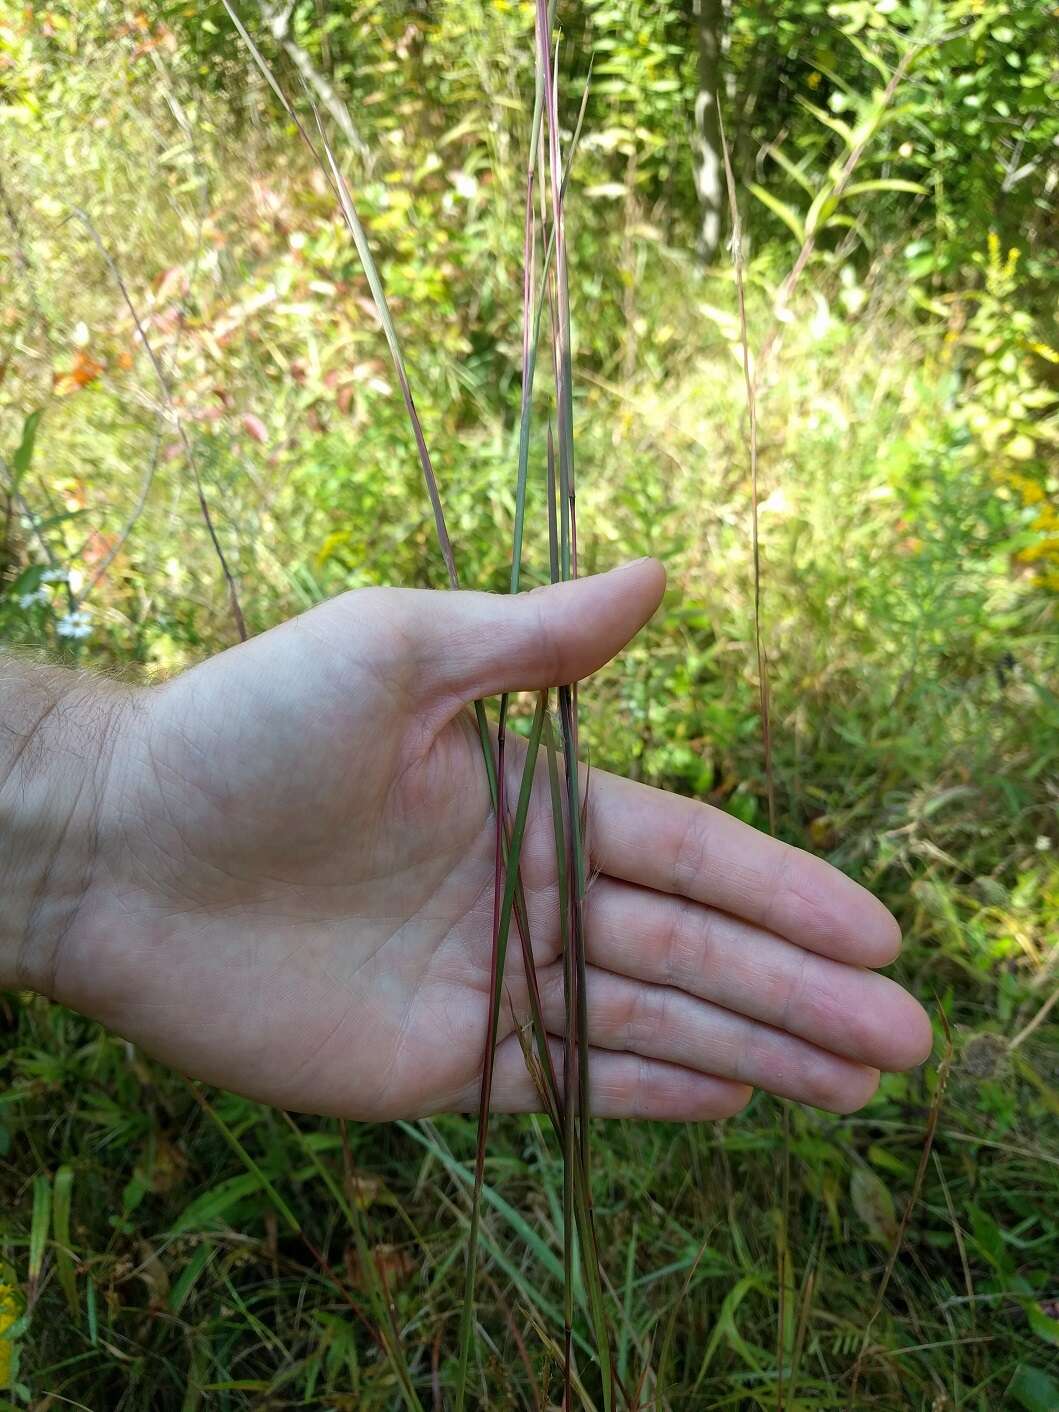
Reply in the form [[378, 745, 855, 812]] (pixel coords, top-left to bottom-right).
[[588, 771, 901, 968]]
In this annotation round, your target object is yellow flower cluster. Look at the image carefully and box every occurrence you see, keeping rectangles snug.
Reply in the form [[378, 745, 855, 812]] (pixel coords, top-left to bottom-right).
[[1005, 471, 1045, 506], [985, 230, 1021, 294], [1017, 499, 1059, 567], [1000, 453, 1059, 579]]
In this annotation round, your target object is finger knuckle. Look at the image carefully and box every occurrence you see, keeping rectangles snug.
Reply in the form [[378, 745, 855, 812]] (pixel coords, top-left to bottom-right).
[[672, 812, 710, 897]]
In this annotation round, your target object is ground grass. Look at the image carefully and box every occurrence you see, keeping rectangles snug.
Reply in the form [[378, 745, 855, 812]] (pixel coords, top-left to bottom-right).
[[2, 17, 1058, 1412]]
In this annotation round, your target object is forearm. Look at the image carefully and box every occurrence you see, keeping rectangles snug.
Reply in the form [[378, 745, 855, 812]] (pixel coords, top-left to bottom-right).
[[0, 655, 128, 995]]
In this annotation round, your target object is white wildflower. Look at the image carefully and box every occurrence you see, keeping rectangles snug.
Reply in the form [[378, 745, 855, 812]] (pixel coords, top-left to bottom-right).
[[41, 567, 69, 583], [56, 609, 92, 640], [18, 587, 49, 609], [450, 170, 478, 201]]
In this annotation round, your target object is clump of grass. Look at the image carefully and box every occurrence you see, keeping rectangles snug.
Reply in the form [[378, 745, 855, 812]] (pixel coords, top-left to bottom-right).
[[224, 2, 616, 1402]]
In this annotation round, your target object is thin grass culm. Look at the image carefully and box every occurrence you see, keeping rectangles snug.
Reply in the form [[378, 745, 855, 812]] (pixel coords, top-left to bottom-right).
[[461, 6, 616, 1404], [224, 2, 616, 1403]]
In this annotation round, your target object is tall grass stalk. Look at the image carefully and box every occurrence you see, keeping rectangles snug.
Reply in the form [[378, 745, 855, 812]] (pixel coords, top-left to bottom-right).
[[717, 51, 932, 1405], [455, 696, 546, 1404], [224, 4, 619, 1400], [497, 0, 565, 1133], [717, 109, 773, 836], [718, 42, 921, 835], [543, 706, 577, 1397], [222, 0, 559, 1087], [534, 6, 615, 1401]]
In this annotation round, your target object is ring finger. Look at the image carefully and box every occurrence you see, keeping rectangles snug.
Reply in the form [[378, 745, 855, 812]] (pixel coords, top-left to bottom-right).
[[534, 961, 881, 1114]]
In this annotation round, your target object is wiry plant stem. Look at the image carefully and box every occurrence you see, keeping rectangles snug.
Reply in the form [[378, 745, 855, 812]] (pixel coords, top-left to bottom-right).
[[534, 6, 615, 1404], [717, 109, 774, 834], [64, 207, 247, 642], [497, 27, 564, 1134], [544, 708, 576, 1404], [224, 10, 617, 1401], [455, 697, 547, 1408]]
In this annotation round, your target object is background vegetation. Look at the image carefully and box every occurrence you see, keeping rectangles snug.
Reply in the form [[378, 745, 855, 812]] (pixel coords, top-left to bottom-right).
[[1, 0, 1057, 1406]]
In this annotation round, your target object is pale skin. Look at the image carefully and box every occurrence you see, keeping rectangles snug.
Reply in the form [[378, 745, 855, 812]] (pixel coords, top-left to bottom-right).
[[0, 559, 933, 1121]]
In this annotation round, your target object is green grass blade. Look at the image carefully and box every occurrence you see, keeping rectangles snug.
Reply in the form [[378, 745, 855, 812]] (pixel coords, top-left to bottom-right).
[[546, 424, 559, 584], [85, 1276, 97, 1346], [52, 1164, 78, 1318], [282, 1114, 424, 1412], [473, 701, 562, 1132], [11, 410, 42, 492], [544, 708, 576, 1396], [186, 1086, 299, 1235], [533, 5, 615, 1400], [399, 1121, 565, 1287], [28, 1173, 51, 1290], [167, 1244, 215, 1316], [456, 695, 546, 1410]]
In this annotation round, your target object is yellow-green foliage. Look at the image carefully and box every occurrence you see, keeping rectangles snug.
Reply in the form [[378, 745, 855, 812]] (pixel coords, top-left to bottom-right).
[[950, 233, 1059, 587]]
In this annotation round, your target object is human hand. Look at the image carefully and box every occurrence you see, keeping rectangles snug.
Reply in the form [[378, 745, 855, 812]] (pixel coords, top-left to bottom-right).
[[29, 560, 932, 1120]]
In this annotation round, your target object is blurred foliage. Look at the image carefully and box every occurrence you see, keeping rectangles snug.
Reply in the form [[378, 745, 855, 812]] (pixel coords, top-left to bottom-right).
[[1, 0, 1058, 1407]]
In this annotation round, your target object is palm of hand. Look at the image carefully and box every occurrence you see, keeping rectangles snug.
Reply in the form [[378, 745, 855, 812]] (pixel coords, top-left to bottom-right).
[[62, 566, 932, 1122], [67, 592, 512, 1117]]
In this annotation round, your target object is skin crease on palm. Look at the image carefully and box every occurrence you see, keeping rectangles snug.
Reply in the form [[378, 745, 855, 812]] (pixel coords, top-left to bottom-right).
[[51, 557, 933, 1122]]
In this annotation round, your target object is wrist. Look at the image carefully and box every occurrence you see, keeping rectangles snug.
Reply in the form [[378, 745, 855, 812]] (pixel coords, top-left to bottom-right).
[[0, 658, 133, 997]]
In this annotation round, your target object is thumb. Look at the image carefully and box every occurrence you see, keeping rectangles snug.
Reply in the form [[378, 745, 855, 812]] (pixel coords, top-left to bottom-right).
[[396, 558, 666, 704]]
